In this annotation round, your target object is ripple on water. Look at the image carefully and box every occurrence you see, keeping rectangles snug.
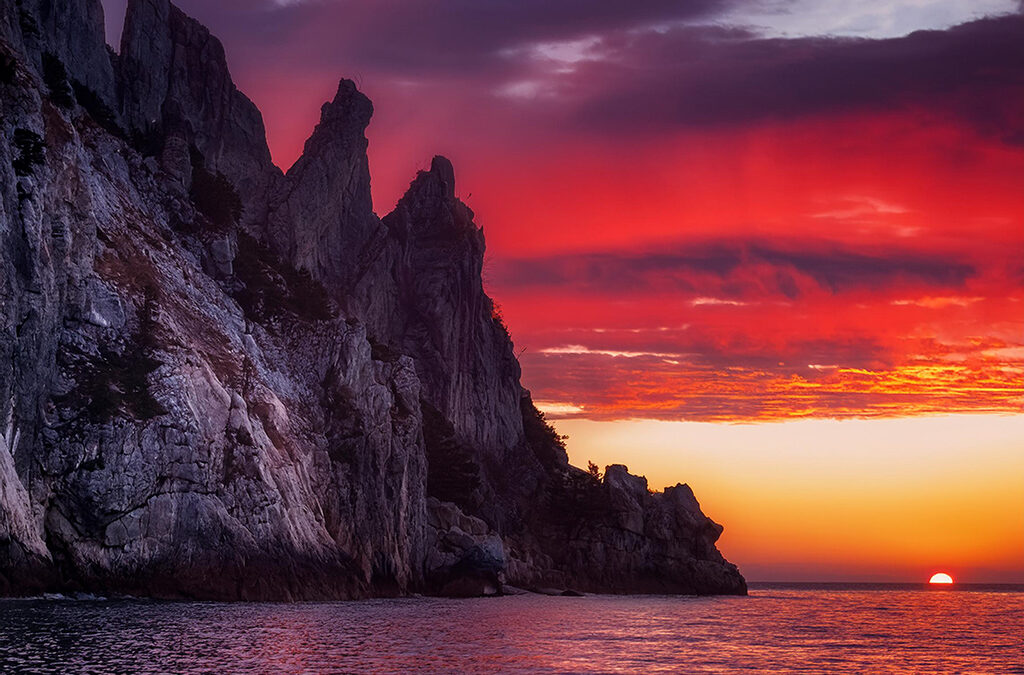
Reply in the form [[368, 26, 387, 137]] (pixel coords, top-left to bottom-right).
[[0, 587, 1021, 673]]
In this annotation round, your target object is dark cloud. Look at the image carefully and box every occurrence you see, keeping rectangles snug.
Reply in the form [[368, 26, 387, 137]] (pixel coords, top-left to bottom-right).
[[493, 245, 737, 293], [748, 245, 975, 293], [101, 2, 1023, 146], [570, 15, 1024, 141], [311, 0, 735, 73], [104, 0, 737, 73], [492, 241, 975, 298]]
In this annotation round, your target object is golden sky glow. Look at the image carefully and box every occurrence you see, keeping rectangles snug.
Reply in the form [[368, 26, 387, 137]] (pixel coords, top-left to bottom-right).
[[559, 414, 1024, 582]]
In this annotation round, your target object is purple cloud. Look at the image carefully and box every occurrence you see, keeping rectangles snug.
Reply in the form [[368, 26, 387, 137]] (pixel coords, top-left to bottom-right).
[[491, 241, 976, 299]]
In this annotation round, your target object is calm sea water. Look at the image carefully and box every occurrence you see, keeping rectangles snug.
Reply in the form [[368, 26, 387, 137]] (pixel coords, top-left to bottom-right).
[[1, 584, 1021, 673]]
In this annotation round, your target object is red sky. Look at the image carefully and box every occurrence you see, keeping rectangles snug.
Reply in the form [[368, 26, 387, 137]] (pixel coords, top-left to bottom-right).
[[101, 0, 1024, 580]]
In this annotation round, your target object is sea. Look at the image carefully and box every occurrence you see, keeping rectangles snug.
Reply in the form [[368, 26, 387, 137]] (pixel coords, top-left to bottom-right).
[[0, 583, 1021, 673]]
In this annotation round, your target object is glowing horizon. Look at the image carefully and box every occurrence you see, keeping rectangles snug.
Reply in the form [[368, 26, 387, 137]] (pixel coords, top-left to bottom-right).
[[556, 413, 1024, 583]]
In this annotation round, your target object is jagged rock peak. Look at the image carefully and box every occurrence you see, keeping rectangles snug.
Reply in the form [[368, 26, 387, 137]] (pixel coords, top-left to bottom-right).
[[290, 77, 374, 167], [429, 155, 456, 201], [405, 155, 458, 204], [386, 154, 475, 243], [288, 77, 374, 175], [289, 78, 375, 173], [118, 0, 277, 224], [315, 78, 373, 135], [267, 78, 378, 290]]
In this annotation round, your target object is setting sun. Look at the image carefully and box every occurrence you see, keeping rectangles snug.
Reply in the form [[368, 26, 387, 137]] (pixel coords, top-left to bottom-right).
[[929, 573, 955, 584]]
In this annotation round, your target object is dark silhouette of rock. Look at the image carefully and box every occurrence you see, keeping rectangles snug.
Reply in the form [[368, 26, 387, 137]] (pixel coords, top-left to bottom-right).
[[0, 0, 745, 599], [383, 156, 526, 456]]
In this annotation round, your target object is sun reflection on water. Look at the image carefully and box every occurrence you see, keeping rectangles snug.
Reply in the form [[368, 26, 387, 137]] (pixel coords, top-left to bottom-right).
[[0, 588, 1021, 673]]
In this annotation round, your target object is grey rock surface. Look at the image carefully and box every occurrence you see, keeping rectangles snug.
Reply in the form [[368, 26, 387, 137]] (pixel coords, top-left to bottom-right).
[[267, 79, 380, 292], [30, 0, 117, 109], [0, 0, 745, 599], [425, 497, 505, 596], [118, 0, 280, 227]]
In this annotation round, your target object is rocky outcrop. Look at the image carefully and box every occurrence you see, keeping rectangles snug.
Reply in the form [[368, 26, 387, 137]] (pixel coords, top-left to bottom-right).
[[0, 0, 745, 599], [270, 92, 527, 481], [267, 79, 380, 292], [0, 22, 424, 597], [383, 157, 526, 455], [509, 465, 747, 594], [118, 0, 279, 225], [28, 0, 117, 109], [0, 399, 54, 594], [424, 498, 505, 597]]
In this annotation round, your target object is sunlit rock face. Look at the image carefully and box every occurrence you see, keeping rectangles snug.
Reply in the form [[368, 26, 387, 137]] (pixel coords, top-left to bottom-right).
[[0, 0, 745, 598]]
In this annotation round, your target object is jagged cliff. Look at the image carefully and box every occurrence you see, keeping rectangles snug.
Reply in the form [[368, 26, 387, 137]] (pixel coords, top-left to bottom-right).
[[0, 0, 745, 599]]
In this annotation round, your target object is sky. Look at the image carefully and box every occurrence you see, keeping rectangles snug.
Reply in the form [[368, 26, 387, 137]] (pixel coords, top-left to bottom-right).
[[100, 0, 1024, 582]]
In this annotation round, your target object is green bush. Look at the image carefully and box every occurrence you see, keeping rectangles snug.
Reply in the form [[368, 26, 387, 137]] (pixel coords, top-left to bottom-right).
[[369, 336, 401, 363], [12, 128, 45, 176], [422, 401, 481, 510], [548, 466, 610, 524], [59, 286, 167, 424], [232, 233, 335, 324], [77, 346, 166, 422], [71, 80, 124, 137], [189, 147, 242, 232], [41, 52, 74, 109], [131, 128, 164, 157], [0, 52, 16, 85], [521, 396, 568, 468], [490, 301, 511, 339]]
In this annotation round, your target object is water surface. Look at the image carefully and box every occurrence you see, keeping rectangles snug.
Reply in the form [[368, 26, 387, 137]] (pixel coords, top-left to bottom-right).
[[1, 584, 1021, 673]]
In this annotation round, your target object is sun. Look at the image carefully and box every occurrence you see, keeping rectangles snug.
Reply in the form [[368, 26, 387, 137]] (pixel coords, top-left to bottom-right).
[[928, 572, 954, 584]]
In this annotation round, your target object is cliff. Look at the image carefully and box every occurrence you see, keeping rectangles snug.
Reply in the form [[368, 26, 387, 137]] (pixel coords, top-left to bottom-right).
[[0, 0, 745, 599]]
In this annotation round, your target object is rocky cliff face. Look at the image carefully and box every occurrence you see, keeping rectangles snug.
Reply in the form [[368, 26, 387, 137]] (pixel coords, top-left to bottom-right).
[[118, 0, 280, 225], [267, 79, 378, 293], [0, 0, 745, 598]]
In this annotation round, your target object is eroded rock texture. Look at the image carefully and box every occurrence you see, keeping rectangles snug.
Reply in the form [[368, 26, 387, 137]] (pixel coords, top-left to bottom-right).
[[0, 0, 745, 599]]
